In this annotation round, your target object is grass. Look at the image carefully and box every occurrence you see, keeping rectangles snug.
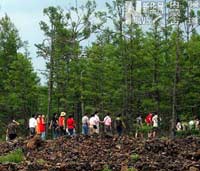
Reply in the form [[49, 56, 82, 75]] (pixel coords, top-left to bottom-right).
[[128, 168, 138, 171], [130, 153, 139, 162], [0, 148, 24, 163], [36, 158, 46, 165], [102, 165, 112, 171]]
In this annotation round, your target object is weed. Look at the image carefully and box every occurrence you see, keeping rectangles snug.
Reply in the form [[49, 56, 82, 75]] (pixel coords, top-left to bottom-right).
[[0, 148, 24, 163], [130, 153, 139, 162], [102, 165, 112, 171]]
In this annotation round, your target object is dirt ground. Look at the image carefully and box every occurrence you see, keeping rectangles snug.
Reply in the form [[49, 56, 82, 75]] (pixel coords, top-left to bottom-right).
[[0, 135, 200, 171]]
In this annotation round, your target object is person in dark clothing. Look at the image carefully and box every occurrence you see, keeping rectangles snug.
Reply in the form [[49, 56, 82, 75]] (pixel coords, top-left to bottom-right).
[[115, 114, 126, 136], [6, 119, 20, 141], [49, 113, 59, 139]]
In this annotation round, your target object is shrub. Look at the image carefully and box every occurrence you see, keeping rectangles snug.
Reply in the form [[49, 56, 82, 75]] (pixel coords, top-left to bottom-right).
[[138, 125, 153, 134], [0, 148, 24, 163], [175, 129, 200, 138]]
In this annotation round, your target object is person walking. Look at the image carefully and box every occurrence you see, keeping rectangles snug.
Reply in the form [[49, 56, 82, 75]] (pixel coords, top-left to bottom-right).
[[40, 115, 46, 140], [66, 115, 75, 136], [152, 112, 159, 138], [29, 114, 37, 136], [82, 113, 89, 135], [145, 113, 153, 138], [94, 111, 100, 134], [49, 113, 59, 139], [6, 119, 20, 141], [135, 114, 143, 138], [103, 112, 112, 134], [36, 114, 42, 135], [89, 114, 97, 135], [115, 114, 126, 136], [58, 112, 66, 136]]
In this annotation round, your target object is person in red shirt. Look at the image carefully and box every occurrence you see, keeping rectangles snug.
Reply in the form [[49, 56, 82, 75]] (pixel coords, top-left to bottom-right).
[[145, 113, 153, 125], [66, 115, 75, 136], [36, 114, 46, 140], [58, 112, 66, 136], [145, 113, 153, 138]]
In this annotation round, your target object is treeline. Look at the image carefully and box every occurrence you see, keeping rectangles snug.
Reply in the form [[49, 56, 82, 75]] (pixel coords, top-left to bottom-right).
[[0, 0, 200, 136]]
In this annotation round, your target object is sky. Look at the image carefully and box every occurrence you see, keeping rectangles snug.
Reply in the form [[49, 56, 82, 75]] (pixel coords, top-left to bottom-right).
[[0, 0, 111, 85]]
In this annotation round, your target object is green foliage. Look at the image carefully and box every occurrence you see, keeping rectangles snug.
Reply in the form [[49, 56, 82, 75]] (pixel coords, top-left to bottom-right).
[[0, 149, 24, 163], [130, 154, 140, 162], [36, 159, 46, 165], [102, 165, 112, 171], [138, 125, 153, 134], [0, 0, 200, 136], [176, 130, 200, 138], [128, 168, 138, 171]]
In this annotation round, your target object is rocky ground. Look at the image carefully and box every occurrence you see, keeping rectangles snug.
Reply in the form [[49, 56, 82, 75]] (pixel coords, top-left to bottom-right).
[[0, 135, 200, 171]]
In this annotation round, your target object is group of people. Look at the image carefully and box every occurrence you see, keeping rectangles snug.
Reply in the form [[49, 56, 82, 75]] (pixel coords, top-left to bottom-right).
[[176, 118, 200, 131], [81, 112, 125, 136], [6, 111, 159, 141], [135, 112, 160, 138], [27, 111, 127, 140], [6, 110, 200, 142], [28, 112, 76, 140]]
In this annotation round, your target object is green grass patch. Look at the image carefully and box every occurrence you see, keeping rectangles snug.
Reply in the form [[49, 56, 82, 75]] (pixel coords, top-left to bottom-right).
[[130, 154, 139, 162], [102, 165, 112, 171], [0, 148, 24, 163], [36, 158, 46, 165], [128, 168, 138, 171]]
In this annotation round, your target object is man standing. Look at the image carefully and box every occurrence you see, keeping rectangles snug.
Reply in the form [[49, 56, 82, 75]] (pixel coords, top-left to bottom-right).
[[29, 114, 37, 136]]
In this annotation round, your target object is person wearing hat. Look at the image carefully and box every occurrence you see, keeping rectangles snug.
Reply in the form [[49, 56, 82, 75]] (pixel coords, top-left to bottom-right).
[[58, 112, 66, 136]]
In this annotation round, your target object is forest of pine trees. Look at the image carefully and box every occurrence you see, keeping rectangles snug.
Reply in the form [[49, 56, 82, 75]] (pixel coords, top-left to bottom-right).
[[0, 0, 200, 137]]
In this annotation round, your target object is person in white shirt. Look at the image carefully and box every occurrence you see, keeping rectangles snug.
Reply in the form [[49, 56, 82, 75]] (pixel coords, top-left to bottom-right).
[[82, 113, 89, 135], [29, 115, 37, 136], [94, 111, 100, 134], [176, 119, 182, 131], [152, 112, 159, 138], [189, 119, 195, 130], [103, 112, 112, 134], [89, 114, 97, 135], [195, 118, 199, 130]]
